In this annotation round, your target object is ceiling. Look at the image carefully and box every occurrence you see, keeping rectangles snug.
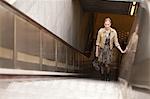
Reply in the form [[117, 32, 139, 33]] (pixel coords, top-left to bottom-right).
[[80, 0, 132, 15]]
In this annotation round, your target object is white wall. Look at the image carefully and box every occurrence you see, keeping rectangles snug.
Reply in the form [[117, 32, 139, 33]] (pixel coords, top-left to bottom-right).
[[6, 0, 91, 51]]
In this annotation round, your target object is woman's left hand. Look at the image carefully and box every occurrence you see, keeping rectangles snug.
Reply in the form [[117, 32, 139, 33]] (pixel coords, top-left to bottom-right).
[[123, 47, 128, 53], [121, 50, 125, 53]]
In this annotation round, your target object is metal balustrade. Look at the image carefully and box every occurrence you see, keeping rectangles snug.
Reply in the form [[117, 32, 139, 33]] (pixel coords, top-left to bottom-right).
[[0, 1, 89, 73]]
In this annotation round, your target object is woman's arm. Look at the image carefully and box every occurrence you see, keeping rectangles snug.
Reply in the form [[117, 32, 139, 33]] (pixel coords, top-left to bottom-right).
[[95, 29, 102, 57], [114, 31, 125, 53], [95, 45, 99, 57], [116, 45, 125, 53]]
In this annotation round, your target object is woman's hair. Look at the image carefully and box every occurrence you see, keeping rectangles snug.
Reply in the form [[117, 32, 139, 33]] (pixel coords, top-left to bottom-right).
[[104, 17, 112, 23]]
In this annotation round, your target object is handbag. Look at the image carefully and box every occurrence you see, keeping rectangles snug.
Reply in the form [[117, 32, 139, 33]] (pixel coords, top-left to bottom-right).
[[92, 58, 100, 71]]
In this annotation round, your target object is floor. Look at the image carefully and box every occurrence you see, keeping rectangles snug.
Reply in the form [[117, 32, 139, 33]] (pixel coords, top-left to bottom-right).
[[0, 77, 149, 99]]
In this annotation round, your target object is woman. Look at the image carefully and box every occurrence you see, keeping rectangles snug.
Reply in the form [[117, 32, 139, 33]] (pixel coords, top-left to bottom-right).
[[95, 17, 128, 81]]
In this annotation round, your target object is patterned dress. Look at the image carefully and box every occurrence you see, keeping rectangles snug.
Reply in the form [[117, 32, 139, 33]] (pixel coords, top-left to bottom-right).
[[98, 32, 112, 67]]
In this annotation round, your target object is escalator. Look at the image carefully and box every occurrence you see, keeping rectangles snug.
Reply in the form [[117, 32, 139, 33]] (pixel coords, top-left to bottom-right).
[[0, 0, 150, 96]]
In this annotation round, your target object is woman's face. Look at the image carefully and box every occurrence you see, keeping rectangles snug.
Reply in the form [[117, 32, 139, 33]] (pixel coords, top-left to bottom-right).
[[104, 21, 111, 29]]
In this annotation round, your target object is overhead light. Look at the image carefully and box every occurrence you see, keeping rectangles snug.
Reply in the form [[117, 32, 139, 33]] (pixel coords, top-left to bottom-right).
[[130, 1, 137, 16], [133, 1, 136, 5], [130, 5, 135, 16]]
